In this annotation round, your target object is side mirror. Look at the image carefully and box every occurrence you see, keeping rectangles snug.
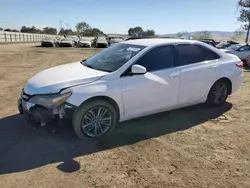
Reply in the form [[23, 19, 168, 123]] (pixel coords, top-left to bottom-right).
[[131, 64, 147, 75]]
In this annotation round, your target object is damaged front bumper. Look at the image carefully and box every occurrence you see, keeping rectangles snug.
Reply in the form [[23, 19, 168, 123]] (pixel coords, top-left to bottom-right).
[[18, 90, 76, 126]]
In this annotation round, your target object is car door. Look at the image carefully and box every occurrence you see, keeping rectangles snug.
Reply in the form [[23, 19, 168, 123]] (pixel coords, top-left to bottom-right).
[[233, 45, 250, 60], [120, 45, 180, 119], [177, 44, 221, 105]]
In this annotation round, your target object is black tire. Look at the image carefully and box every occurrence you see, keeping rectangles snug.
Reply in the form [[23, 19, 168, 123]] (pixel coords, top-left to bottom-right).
[[73, 99, 118, 139], [206, 80, 229, 106]]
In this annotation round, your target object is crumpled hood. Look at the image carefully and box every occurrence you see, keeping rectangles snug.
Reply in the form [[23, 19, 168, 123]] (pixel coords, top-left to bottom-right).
[[24, 62, 107, 95]]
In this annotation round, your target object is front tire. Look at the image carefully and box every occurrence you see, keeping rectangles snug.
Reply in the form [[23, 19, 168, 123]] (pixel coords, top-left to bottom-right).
[[206, 80, 229, 106], [73, 99, 118, 139]]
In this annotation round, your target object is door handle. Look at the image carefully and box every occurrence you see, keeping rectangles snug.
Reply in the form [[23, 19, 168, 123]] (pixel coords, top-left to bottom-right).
[[169, 72, 180, 78]]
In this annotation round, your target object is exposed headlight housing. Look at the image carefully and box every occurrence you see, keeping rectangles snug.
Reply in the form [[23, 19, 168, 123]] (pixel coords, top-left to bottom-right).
[[28, 91, 72, 109]]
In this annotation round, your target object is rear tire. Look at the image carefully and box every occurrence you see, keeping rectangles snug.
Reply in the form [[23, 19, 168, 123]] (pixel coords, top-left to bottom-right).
[[206, 80, 229, 106], [73, 99, 118, 139]]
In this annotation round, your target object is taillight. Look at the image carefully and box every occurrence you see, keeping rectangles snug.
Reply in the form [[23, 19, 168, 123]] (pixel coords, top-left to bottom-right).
[[236, 61, 243, 68]]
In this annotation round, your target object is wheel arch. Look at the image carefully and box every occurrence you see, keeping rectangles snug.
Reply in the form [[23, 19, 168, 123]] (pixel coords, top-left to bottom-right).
[[214, 77, 232, 95], [205, 77, 232, 106], [73, 95, 121, 121]]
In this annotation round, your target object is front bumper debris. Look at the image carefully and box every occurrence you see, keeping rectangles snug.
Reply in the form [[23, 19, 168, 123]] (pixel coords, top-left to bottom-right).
[[18, 91, 76, 126], [18, 98, 53, 126]]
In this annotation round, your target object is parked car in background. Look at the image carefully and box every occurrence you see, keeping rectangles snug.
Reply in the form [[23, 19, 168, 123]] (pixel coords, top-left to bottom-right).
[[223, 44, 250, 62], [216, 42, 230, 49], [68, 35, 80, 43], [246, 54, 250, 67], [109, 38, 124, 46], [95, 36, 108, 48], [222, 44, 245, 52], [78, 37, 92, 48], [124, 36, 154, 41], [59, 38, 75, 47], [203, 38, 216, 44], [125, 36, 144, 41], [201, 39, 217, 47], [18, 39, 243, 139], [201, 40, 216, 47], [41, 37, 59, 47], [108, 36, 124, 44], [216, 41, 239, 49]]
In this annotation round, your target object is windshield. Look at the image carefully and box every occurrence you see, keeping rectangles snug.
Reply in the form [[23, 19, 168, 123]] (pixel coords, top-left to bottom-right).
[[225, 44, 243, 50], [81, 43, 145, 72]]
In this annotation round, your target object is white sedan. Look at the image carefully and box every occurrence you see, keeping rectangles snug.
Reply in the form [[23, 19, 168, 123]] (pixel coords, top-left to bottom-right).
[[18, 39, 243, 139]]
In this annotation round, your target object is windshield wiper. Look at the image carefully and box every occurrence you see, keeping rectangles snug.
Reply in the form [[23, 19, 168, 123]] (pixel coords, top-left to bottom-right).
[[81, 60, 112, 72], [82, 61, 103, 71], [84, 62, 94, 68], [81, 60, 92, 68]]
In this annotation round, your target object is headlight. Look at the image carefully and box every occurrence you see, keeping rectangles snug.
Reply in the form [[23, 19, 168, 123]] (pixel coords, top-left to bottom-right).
[[29, 91, 72, 108]]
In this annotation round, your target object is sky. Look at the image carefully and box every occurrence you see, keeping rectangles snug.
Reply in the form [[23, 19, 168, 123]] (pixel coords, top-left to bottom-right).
[[0, 0, 242, 34]]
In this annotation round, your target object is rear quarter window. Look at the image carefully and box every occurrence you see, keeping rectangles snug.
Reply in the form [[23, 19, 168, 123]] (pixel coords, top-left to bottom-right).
[[198, 45, 220, 61]]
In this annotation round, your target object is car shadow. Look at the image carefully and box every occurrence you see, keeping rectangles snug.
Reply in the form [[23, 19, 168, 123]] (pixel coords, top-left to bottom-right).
[[0, 102, 232, 175]]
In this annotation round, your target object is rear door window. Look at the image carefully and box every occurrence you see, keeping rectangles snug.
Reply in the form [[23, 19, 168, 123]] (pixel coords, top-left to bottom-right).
[[178, 44, 205, 66]]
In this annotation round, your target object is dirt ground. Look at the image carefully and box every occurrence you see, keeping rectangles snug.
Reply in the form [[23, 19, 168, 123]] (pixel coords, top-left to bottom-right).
[[0, 43, 249, 188]]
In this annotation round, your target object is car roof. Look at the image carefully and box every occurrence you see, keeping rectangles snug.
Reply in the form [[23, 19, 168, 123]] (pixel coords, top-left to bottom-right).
[[122, 38, 197, 47]]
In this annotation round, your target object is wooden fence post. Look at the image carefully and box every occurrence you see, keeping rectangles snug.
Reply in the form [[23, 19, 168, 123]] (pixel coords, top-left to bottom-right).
[[10, 33, 12, 42], [4, 32, 6, 42]]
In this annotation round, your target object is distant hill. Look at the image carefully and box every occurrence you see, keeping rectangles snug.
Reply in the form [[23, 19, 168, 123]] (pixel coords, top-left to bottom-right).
[[159, 31, 235, 39]]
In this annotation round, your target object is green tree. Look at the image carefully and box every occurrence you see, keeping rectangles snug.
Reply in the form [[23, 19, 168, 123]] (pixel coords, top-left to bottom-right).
[[75, 22, 90, 34], [128, 26, 144, 36], [4, 28, 19, 32], [238, 0, 250, 42], [58, 28, 75, 36], [0, 27, 3, 31], [142, 29, 155, 37], [42, 27, 57, 35], [232, 29, 244, 40], [20, 26, 42, 33], [83, 28, 104, 36]]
